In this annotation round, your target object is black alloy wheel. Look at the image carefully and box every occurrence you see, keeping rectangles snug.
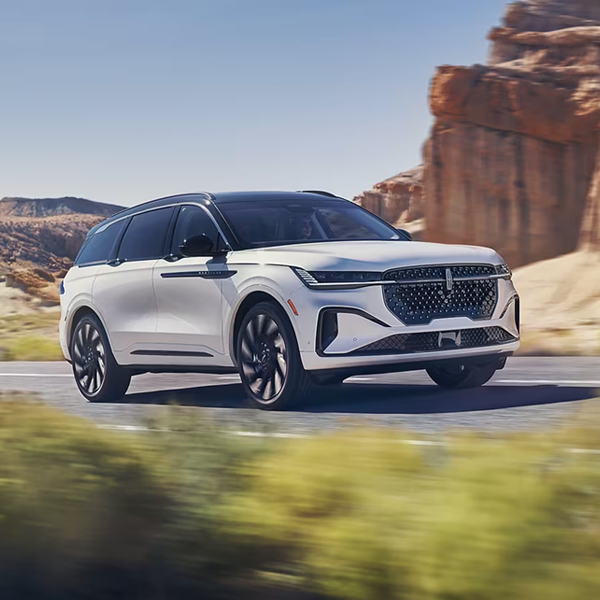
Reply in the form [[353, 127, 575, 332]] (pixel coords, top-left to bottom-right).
[[70, 314, 131, 402], [426, 362, 498, 389], [237, 302, 312, 410]]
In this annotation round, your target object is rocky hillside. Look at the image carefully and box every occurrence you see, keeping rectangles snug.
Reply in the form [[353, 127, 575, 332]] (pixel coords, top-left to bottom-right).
[[0, 196, 123, 218], [0, 197, 123, 305], [358, 0, 600, 268]]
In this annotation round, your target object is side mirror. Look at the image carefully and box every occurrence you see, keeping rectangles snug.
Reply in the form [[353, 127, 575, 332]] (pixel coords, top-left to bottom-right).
[[179, 234, 219, 257], [396, 228, 413, 241]]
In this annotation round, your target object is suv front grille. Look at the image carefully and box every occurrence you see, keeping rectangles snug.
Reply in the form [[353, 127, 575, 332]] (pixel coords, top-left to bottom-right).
[[351, 326, 516, 356], [383, 265, 498, 325]]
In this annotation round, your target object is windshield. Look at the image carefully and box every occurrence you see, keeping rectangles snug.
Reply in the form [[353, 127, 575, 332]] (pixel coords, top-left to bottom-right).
[[218, 199, 401, 249]]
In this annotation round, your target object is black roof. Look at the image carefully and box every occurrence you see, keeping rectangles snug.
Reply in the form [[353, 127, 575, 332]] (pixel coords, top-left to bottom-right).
[[87, 190, 346, 237], [211, 190, 345, 204]]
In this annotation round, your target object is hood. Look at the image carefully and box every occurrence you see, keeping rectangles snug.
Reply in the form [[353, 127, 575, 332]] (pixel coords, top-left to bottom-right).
[[230, 240, 503, 272]]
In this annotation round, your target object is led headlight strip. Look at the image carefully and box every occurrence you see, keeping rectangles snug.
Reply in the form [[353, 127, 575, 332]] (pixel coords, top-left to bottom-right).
[[292, 264, 512, 290], [292, 268, 382, 289]]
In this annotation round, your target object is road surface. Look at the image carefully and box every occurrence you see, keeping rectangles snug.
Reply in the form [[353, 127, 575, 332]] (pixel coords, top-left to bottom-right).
[[0, 357, 598, 435]]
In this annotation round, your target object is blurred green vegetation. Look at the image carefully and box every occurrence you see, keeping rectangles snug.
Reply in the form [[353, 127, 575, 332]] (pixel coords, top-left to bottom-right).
[[0, 312, 63, 360], [1, 397, 600, 599], [230, 425, 600, 600]]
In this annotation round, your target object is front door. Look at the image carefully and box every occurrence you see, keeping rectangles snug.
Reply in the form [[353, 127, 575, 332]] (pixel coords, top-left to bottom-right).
[[152, 204, 230, 365]]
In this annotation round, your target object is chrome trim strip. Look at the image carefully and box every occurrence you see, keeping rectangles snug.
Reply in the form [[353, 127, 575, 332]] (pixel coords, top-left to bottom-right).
[[300, 273, 508, 290], [161, 270, 237, 279], [130, 349, 214, 358]]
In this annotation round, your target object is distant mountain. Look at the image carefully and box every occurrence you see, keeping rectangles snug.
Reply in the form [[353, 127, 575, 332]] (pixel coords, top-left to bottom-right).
[[0, 196, 124, 218]]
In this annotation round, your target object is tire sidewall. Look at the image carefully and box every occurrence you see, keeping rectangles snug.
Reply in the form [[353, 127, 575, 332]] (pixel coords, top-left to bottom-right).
[[236, 301, 304, 410], [70, 314, 127, 402], [427, 363, 497, 389]]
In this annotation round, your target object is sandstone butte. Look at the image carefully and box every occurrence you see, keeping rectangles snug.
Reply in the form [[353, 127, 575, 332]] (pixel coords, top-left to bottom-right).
[[357, 0, 600, 268], [354, 166, 424, 238]]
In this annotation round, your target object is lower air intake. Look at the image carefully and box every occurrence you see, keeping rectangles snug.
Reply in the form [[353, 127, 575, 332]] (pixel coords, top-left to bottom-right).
[[349, 327, 516, 356]]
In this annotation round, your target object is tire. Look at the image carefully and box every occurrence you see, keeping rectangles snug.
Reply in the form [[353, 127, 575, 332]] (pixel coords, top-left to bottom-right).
[[70, 314, 131, 402], [312, 374, 346, 387], [426, 362, 498, 389], [236, 301, 312, 410]]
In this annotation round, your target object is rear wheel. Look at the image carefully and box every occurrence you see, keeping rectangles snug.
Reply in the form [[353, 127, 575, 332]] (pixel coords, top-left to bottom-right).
[[237, 302, 312, 410], [70, 314, 131, 402], [426, 363, 498, 389]]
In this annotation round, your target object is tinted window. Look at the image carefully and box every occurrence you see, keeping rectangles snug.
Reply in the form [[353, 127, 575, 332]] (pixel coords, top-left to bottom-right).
[[171, 205, 220, 255], [118, 207, 174, 261], [76, 219, 127, 266], [218, 199, 400, 249], [318, 207, 377, 239]]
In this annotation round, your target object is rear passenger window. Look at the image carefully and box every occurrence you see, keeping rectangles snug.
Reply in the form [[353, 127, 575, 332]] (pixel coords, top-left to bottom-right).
[[76, 219, 127, 266], [171, 205, 220, 255], [118, 207, 174, 261]]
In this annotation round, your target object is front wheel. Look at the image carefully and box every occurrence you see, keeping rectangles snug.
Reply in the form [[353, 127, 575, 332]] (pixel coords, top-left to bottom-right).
[[70, 314, 131, 402], [237, 302, 312, 410], [426, 363, 498, 389]]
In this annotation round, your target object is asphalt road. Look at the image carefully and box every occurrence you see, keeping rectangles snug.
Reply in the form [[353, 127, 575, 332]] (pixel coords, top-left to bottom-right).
[[0, 358, 599, 435]]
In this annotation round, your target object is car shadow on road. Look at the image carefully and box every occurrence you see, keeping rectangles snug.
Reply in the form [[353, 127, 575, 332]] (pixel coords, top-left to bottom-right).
[[120, 382, 598, 415]]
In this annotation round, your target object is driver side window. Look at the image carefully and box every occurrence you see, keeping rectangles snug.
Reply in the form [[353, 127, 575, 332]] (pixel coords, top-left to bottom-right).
[[171, 205, 220, 255]]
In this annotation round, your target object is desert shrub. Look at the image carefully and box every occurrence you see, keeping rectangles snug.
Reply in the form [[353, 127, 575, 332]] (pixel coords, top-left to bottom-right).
[[0, 401, 171, 599], [2, 335, 64, 360], [227, 419, 600, 600], [0, 312, 62, 361], [0, 401, 261, 600], [3, 397, 600, 600]]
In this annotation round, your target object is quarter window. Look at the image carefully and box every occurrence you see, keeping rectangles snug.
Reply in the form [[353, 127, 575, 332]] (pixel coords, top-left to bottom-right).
[[118, 207, 174, 261], [171, 205, 221, 255], [76, 219, 127, 266]]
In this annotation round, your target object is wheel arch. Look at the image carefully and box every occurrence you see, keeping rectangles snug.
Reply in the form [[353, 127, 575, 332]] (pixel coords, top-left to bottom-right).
[[229, 291, 294, 364], [67, 305, 104, 347]]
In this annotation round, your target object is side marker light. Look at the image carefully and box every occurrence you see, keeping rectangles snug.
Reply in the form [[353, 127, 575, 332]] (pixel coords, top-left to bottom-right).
[[287, 299, 299, 316]]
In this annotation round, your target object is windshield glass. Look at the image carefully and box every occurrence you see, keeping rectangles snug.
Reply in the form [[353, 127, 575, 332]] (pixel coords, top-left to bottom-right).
[[218, 199, 401, 249]]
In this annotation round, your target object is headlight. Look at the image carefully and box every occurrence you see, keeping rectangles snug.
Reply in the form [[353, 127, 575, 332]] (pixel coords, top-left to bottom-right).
[[292, 268, 382, 289], [495, 263, 512, 279]]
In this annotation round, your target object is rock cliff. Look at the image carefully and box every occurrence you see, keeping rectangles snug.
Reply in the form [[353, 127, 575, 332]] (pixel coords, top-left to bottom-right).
[[424, 0, 600, 267], [356, 0, 600, 267]]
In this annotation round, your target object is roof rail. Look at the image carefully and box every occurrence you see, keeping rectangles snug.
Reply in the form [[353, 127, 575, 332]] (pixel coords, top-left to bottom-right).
[[85, 191, 215, 238], [298, 190, 342, 199], [108, 191, 214, 219]]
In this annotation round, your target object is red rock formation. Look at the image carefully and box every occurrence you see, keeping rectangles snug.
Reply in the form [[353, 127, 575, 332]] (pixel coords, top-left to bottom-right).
[[354, 167, 424, 234], [421, 0, 600, 267], [580, 141, 600, 249], [0, 214, 106, 273]]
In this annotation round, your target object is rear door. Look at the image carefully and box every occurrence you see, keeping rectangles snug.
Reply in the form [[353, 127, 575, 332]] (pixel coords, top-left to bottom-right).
[[152, 204, 230, 364], [92, 206, 175, 362]]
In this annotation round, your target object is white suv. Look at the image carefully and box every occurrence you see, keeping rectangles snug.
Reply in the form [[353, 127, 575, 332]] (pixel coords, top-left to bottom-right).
[[59, 191, 520, 409]]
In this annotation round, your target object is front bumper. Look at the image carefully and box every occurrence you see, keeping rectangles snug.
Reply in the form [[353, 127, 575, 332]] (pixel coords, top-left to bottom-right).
[[289, 278, 520, 373]]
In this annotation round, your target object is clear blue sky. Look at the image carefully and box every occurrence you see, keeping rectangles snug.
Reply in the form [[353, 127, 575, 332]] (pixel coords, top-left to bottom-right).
[[0, 0, 507, 207]]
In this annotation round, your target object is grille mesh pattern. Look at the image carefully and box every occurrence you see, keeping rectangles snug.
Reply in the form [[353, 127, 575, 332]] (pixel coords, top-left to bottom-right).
[[384, 265, 496, 282], [383, 265, 498, 325], [352, 327, 516, 356]]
